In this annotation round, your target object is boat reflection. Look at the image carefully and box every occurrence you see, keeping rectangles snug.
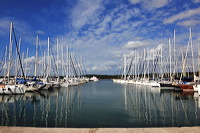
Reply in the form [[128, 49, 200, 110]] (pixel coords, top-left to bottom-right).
[[0, 80, 200, 127], [124, 84, 200, 127], [0, 86, 83, 127]]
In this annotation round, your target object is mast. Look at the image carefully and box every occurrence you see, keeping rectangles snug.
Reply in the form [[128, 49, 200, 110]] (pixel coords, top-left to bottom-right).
[[34, 35, 39, 77], [169, 38, 172, 81], [21, 52, 24, 77], [153, 48, 155, 80], [143, 48, 146, 79], [173, 30, 176, 77], [43, 52, 46, 79], [12, 23, 26, 82], [25, 48, 29, 78], [160, 44, 163, 81], [123, 54, 126, 80], [134, 50, 137, 80], [47, 37, 50, 78], [4, 46, 8, 80], [66, 45, 69, 80], [189, 28, 195, 76], [15, 40, 18, 77], [7, 23, 13, 83], [61, 45, 64, 77], [181, 47, 186, 77], [180, 33, 191, 82], [147, 48, 150, 80], [198, 44, 200, 76], [56, 38, 59, 76]]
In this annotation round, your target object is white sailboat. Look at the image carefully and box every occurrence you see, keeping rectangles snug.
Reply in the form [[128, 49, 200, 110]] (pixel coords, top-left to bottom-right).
[[90, 76, 98, 81], [0, 23, 27, 94]]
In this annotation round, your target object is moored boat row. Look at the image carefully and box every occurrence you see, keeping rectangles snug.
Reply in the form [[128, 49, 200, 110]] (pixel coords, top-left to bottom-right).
[[0, 23, 90, 95], [113, 28, 200, 96]]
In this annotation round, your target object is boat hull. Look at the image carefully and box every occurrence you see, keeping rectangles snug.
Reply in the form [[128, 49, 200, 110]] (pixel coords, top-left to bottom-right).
[[178, 84, 194, 91], [0, 84, 26, 94]]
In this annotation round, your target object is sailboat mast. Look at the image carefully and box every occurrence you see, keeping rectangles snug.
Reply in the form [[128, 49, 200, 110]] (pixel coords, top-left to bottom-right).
[[134, 50, 137, 80], [198, 44, 200, 76], [189, 28, 195, 76], [173, 30, 176, 76], [143, 48, 146, 79], [123, 54, 126, 80], [8, 23, 13, 83], [147, 49, 150, 80], [61, 45, 64, 77], [25, 48, 29, 78], [34, 36, 39, 77], [160, 44, 163, 81], [66, 45, 69, 79], [43, 52, 46, 78], [47, 37, 50, 77], [12, 24, 26, 82], [4, 46, 8, 80], [169, 38, 172, 81], [56, 38, 59, 76], [153, 48, 155, 80]]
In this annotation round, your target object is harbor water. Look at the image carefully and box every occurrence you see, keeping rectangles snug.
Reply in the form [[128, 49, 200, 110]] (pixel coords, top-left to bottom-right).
[[0, 79, 200, 128]]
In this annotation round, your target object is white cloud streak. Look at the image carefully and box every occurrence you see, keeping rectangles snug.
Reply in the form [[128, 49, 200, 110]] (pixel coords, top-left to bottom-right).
[[164, 7, 200, 24], [193, 0, 200, 3], [71, 0, 104, 29], [124, 41, 149, 49], [178, 20, 200, 27], [129, 0, 171, 9]]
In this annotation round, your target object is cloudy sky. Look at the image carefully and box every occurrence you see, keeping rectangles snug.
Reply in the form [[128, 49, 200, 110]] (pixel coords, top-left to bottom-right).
[[0, 0, 200, 75]]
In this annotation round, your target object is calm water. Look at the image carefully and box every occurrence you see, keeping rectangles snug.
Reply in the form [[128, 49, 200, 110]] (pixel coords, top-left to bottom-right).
[[0, 79, 200, 128]]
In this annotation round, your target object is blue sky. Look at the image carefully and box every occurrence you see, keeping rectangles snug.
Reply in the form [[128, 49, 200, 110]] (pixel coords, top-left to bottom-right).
[[0, 0, 200, 75]]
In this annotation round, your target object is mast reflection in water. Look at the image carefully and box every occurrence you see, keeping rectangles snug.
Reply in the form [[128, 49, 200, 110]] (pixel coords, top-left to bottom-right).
[[0, 80, 200, 127]]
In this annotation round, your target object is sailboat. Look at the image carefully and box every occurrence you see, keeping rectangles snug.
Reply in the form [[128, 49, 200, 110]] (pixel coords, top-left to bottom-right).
[[177, 28, 195, 92], [0, 23, 27, 94], [90, 76, 98, 81]]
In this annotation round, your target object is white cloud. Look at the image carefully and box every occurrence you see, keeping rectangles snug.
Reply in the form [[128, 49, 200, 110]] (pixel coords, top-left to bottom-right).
[[124, 41, 149, 49], [129, 0, 170, 9], [0, 17, 36, 46], [57, 1, 200, 74], [36, 30, 45, 35], [147, 0, 170, 9], [163, 7, 200, 24], [71, 0, 104, 29], [129, 0, 141, 4], [193, 0, 200, 3], [178, 20, 200, 27], [23, 56, 35, 63]]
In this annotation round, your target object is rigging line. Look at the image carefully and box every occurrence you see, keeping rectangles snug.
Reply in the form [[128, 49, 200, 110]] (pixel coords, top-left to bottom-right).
[[12, 25, 26, 82], [126, 56, 134, 76], [0, 48, 6, 73], [69, 53, 77, 77], [50, 47, 59, 76], [0, 48, 6, 66]]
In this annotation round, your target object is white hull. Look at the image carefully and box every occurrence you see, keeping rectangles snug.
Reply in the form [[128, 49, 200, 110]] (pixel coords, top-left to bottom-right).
[[150, 82, 160, 87], [0, 84, 26, 94], [197, 85, 200, 95], [61, 82, 69, 87], [90, 76, 99, 81], [135, 81, 142, 85], [68, 79, 79, 86], [127, 80, 135, 84], [193, 84, 198, 92]]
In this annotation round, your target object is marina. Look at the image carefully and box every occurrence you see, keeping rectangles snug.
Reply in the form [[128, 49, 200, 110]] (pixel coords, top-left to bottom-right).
[[0, 80, 200, 128], [1, 1, 200, 130]]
